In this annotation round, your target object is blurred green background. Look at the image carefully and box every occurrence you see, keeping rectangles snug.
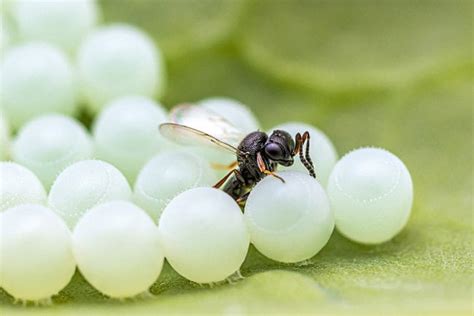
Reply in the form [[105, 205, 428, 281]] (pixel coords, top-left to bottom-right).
[[2, 0, 473, 315]]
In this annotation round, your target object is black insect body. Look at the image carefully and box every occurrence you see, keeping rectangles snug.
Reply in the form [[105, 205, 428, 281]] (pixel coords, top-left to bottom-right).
[[159, 104, 316, 205], [221, 131, 276, 200]]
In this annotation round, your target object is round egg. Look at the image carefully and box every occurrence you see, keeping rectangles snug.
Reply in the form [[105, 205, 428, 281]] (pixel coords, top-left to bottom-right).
[[327, 147, 413, 244], [1, 43, 77, 129], [12, 114, 93, 189], [92, 96, 169, 183], [166, 102, 242, 174], [49, 160, 132, 228], [269, 122, 338, 187], [244, 171, 334, 263], [158, 187, 249, 283], [134, 150, 217, 222], [1, 15, 12, 52], [184, 146, 236, 179], [198, 97, 260, 133], [0, 162, 47, 212], [0, 204, 76, 301], [0, 113, 10, 160], [78, 24, 165, 112], [11, 0, 100, 54], [73, 201, 164, 298]]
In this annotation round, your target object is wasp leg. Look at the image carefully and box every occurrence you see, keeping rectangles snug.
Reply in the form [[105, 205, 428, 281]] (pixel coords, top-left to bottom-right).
[[293, 133, 303, 156], [211, 161, 239, 170], [263, 170, 285, 182], [213, 168, 244, 189], [257, 152, 285, 183], [236, 191, 251, 206]]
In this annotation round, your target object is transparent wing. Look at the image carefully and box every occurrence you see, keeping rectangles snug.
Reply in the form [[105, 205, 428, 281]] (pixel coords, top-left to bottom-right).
[[159, 123, 242, 155], [169, 103, 246, 148]]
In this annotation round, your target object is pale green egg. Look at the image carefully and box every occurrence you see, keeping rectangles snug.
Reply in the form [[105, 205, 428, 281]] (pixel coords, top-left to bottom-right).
[[158, 187, 249, 283], [184, 146, 236, 179], [11, 0, 100, 54], [269, 122, 338, 187], [198, 97, 260, 133], [48, 160, 132, 228], [93, 96, 169, 183], [133, 150, 217, 222], [1, 14, 12, 53], [73, 201, 164, 298], [12, 114, 93, 189], [0, 112, 9, 160], [0, 204, 76, 301], [0, 162, 47, 212], [1, 43, 77, 129], [78, 24, 165, 112], [244, 171, 334, 263], [327, 147, 413, 244]]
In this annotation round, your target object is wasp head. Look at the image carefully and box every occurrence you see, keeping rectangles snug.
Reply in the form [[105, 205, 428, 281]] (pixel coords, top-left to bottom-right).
[[264, 130, 295, 166]]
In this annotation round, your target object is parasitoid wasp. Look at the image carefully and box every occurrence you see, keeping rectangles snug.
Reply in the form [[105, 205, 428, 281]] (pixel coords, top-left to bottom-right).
[[159, 104, 316, 205]]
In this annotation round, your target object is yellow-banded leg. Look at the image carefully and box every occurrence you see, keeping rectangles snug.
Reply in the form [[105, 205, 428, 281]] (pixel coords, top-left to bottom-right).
[[256, 152, 285, 183]]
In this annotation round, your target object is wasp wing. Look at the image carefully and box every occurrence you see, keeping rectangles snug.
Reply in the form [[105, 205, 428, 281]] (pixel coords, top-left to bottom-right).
[[169, 103, 245, 148], [159, 123, 243, 155]]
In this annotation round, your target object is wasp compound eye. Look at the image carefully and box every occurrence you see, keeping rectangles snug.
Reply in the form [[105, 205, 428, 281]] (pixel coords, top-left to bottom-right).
[[264, 142, 284, 160]]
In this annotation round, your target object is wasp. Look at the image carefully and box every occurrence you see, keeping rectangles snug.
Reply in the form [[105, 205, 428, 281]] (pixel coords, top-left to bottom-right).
[[160, 104, 316, 205]]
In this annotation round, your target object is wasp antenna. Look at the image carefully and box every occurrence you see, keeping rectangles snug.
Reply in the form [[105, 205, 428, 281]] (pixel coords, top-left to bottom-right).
[[293, 133, 302, 156], [303, 132, 315, 169], [299, 147, 316, 178], [304, 141, 316, 179], [301, 132, 316, 178]]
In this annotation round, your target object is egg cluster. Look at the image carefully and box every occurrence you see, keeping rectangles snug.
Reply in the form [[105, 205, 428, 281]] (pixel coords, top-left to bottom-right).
[[0, 0, 413, 304]]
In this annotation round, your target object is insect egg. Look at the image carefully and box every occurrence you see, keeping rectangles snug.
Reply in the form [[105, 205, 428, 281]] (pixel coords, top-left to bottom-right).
[[198, 97, 260, 133], [73, 201, 164, 299], [12, 114, 93, 189], [1, 43, 77, 129], [327, 147, 413, 244], [0, 113, 10, 160], [0, 204, 76, 302], [244, 171, 334, 263], [77, 24, 165, 112], [0, 162, 47, 212], [133, 150, 217, 222], [158, 187, 250, 283], [0, 15, 11, 52], [92, 96, 169, 183], [48, 160, 132, 228], [11, 0, 100, 54]]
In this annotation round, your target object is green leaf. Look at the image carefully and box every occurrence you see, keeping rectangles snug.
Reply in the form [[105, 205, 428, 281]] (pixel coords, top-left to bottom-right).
[[100, 0, 246, 60], [238, 0, 473, 96]]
